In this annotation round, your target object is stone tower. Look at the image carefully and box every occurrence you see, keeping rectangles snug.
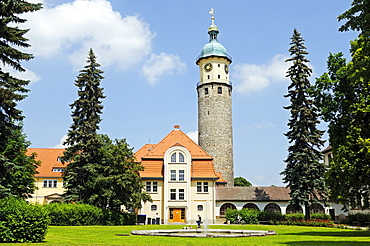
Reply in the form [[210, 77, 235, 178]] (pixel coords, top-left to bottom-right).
[[196, 9, 234, 186]]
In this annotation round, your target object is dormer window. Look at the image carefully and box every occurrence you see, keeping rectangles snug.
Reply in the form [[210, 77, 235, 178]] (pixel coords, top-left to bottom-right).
[[52, 168, 64, 172]]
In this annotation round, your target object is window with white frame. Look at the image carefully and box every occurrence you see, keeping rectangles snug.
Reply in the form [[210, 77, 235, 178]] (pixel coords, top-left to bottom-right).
[[170, 189, 176, 200], [170, 152, 186, 163], [52, 167, 64, 172], [169, 170, 185, 182], [170, 170, 176, 181], [169, 189, 185, 201], [146, 182, 158, 193], [179, 170, 185, 181], [179, 189, 185, 200], [178, 153, 184, 162], [196, 182, 209, 193], [43, 179, 57, 188]]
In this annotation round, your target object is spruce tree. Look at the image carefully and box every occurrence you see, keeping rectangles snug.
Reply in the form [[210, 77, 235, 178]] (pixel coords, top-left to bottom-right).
[[0, 0, 42, 198], [282, 29, 327, 220], [62, 49, 105, 203]]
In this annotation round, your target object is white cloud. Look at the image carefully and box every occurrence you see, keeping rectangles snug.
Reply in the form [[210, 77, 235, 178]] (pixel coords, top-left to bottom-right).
[[54, 135, 69, 148], [233, 54, 290, 95], [23, 0, 155, 70], [186, 130, 198, 144], [0, 65, 42, 85], [242, 120, 276, 133], [142, 52, 186, 85]]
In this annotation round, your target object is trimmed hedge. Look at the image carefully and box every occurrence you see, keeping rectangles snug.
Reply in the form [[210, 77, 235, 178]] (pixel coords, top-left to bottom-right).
[[44, 203, 136, 226], [0, 197, 50, 243], [348, 213, 370, 226]]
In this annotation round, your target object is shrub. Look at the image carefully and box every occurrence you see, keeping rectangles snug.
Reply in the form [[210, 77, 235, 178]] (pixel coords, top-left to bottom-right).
[[0, 197, 50, 243], [284, 213, 305, 222], [224, 208, 239, 222], [102, 209, 136, 225], [311, 213, 332, 220], [44, 203, 103, 226], [258, 211, 284, 221], [239, 209, 260, 224], [348, 213, 370, 226], [44, 203, 136, 226]]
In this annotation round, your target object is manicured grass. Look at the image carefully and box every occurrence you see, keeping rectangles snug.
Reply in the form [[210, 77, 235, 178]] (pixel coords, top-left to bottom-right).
[[9, 224, 370, 245]]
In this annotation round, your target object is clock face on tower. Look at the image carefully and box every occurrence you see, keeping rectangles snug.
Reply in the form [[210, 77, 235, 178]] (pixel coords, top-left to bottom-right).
[[224, 64, 229, 74], [204, 63, 213, 72]]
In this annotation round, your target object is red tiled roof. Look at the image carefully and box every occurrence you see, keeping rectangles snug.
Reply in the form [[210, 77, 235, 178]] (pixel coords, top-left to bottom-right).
[[135, 129, 217, 179], [27, 148, 66, 178]]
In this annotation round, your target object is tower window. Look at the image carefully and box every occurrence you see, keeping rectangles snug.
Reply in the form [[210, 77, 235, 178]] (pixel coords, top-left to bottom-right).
[[207, 75, 210, 79], [218, 75, 220, 79], [218, 64, 220, 67], [218, 87, 222, 94], [205, 88, 208, 95]]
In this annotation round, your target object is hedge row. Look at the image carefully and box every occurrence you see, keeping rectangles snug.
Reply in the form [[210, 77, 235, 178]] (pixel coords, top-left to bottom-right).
[[225, 208, 332, 225], [0, 197, 50, 243], [0, 198, 136, 243], [43, 203, 136, 226]]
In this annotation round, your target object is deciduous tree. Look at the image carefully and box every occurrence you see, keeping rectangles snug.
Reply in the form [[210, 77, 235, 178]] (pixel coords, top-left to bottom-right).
[[234, 177, 252, 187], [282, 29, 327, 220], [311, 0, 370, 210]]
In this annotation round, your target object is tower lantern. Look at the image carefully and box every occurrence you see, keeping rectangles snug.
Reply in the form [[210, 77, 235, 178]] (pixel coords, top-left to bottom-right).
[[196, 9, 234, 186]]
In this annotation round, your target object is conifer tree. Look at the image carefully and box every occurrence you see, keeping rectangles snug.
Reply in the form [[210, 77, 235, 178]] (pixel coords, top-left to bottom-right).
[[0, 0, 42, 198], [282, 29, 327, 220], [62, 49, 105, 203]]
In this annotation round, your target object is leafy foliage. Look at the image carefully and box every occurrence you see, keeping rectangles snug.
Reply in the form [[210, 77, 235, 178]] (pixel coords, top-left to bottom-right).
[[0, 0, 42, 198], [43, 203, 136, 226], [234, 176, 252, 187], [282, 29, 327, 219], [89, 134, 151, 209], [311, 0, 370, 210], [62, 49, 105, 203], [0, 196, 49, 243]]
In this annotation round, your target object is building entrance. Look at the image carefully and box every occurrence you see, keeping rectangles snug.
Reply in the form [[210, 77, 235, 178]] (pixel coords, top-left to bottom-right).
[[169, 208, 185, 223]]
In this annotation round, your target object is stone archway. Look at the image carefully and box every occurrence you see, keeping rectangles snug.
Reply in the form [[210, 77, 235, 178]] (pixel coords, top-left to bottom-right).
[[243, 203, 259, 210], [220, 203, 236, 217]]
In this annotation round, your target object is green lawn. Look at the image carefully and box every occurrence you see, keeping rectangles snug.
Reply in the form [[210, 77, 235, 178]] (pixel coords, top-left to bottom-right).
[[12, 224, 370, 245]]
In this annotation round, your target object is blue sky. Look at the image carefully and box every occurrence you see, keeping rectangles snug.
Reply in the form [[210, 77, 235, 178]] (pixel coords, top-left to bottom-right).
[[14, 0, 357, 186]]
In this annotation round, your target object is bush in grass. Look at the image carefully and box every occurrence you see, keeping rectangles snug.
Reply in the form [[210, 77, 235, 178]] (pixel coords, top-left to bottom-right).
[[311, 213, 332, 220], [44, 203, 136, 226], [284, 213, 305, 222], [239, 209, 261, 224], [224, 208, 239, 222], [258, 211, 284, 222], [348, 213, 370, 226], [0, 197, 50, 243], [44, 203, 103, 225], [102, 209, 136, 225]]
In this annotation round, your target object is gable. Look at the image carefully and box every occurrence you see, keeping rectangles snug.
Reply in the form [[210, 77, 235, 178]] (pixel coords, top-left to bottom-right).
[[27, 148, 66, 178]]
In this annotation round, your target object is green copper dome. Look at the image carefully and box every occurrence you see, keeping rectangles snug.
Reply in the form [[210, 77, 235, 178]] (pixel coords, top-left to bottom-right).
[[196, 9, 232, 64], [196, 28, 232, 64]]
